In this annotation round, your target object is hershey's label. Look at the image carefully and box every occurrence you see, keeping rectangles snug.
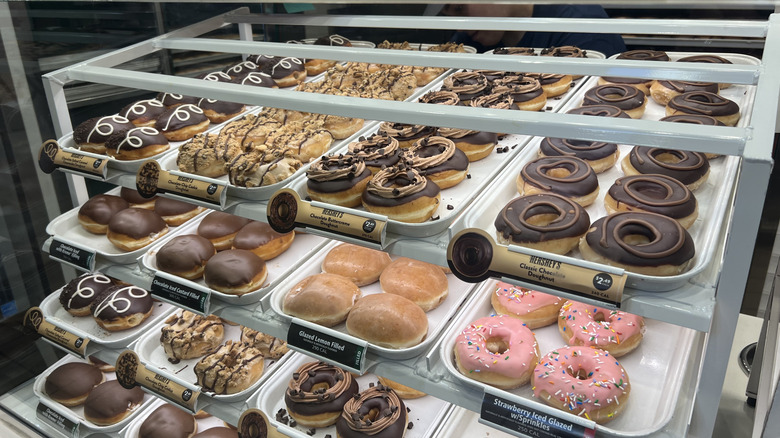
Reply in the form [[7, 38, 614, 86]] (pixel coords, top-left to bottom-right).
[[288, 319, 366, 374], [37, 402, 80, 438], [49, 239, 95, 272], [38, 139, 107, 178], [116, 350, 199, 412], [480, 392, 595, 438], [136, 160, 226, 207], [24, 307, 89, 358], [151, 273, 210, 315]]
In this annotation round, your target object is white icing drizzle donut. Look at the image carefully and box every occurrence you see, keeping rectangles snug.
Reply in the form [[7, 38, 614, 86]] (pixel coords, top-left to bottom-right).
[[88, 115, 131, 143], [242, 72, 274, 86], [116, 127, 162, 152], [161, 104, 204, 131], [226, 61, 258, 76], [124, 99, 164, 117], [69, 274, 112, 308], [202, 72, 233, 82], [93, 286, 149, 316], [273, 57, 303, 75]]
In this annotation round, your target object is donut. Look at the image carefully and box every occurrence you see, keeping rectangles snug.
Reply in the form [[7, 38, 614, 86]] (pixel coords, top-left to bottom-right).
[[154, 197, 204, 226], [283, 273, 361, 327], [155, 104, 210, 141], [362, 164, 441, 224], [517, 156, 600, 207], [616, 49, 669, 61], [105, 126, 169, 161], [199, 71, 234, 83], [306, 34, 352, 75], [231, 221, 294, 261], [306, 153, 372, 208], [227, 148, 303, 188], [204, 249, 267, 295], [597, 76, 653, 95], [677, 54, 733, 88], [176, 134, 228, 178], [161, 311, 224, 363], [194, 340, 264, 394], [59, 272, 115, 317], [224, 60, 261, 81], [666, 91, 740, 126], [120, 187, 157, 209], [380, 257, 448, 312], [197, 211, 252, 251], [264, 119, 334, 163], [77, 194, 129, 234], [559, 300, 645, 357], [139, 403, 197, 438], [256, 55, 307, 87], [606, 174, 698, 229], [403, 136, 469, 189], [321, 243, 391, 286], [579, 211, 696, 276], [436, 126, 497, 162], [73, 115, 135, 154], [88, 355, 116, 373], [285, 361, 360, 428], [377, 122, 436, 149], [441, 71, 490, 104], [540, 46, 587, 78], [494, 194, 590, 255], [317, 113, 365, 140], [336, 385, 408, 438], [157, 92, 198, 107], [418, 90, 461, 106], [376, 377, 427, 399], [649, 80, 719, 106], [470, 91, 514, 113], [566, 104, 630, 118], [491, 76, 547, 111], [538, 137, 619, 173], [582, 84, 647, 119], [120, 99, 166, 127], [346, 293, 428, 348], [494, 46, 536, 56], [348, 134, 403, 173], [91, 285, 154, 331], [193, 427, 238, 438], [235, 71, 278, 89], [197, 98, 245, 124], [240, 326, 289, 359], [621, 146, 710, 191], [525, 72, 573, 98], [490, 281, 563, 329], [83, 380, 145, 426], [660, 114, 726, 158], [454, 315, 540, 389], [533, 346, 630, 424], [44, 362, 104, 406], [156, 235, 215, 280], [107, 208, 169, 251]]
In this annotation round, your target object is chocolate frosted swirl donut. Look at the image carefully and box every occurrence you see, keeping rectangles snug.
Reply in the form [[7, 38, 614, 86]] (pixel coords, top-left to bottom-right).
[[336, 385, 407, 438], [579, 212, 695, 276], [518, 156, 600, 207], [235, 71, 277, 88], [616, 50, 669, 61], [59, 273, 115, 316], [666, 91, 740, 126], [606, 174, 698, 229], [492, 76, 547, 111], [348, 134, 401, 172], [539, 137, 619, 173], [403, 136, 469, 189], [567, 105, 630, 118], [442, 71, 490, 102], [73, 115, 135, 154], [650, 80, 719, 106], [120, 99, 165, 127], [377, 122, 435, 148], [622, 146, 710, 191], [105, 127, 170, 161], [285, 361, 360, 428], [583, 84, 646, 118], [661, 114, 726, 159], [224, 61, 261, 80], [419, 90, 460, 106], [494, 47, 536, 56], [156, 104, 210, 141], [157, 234, 216, 279], [91, 285, 153, 331], [362, 164, 441, 223], [495, 194, 590, 255], [78, 194, 129, 234], [307, 153, 371, 207]]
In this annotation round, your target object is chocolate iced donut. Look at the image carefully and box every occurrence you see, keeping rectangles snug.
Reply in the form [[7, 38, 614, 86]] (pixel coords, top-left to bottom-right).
[[538, 137, 619, 173], [257, 55, 306, 87], [285, 361, 360, 428], [105, 127, 170, 161], [494, 46, 536, 56], [73, 115, 135, 154], [660, 114, 726, 158], [45, 362, 105, 406], [154, 197, 203, 226], [197, 211, 252, 251], [541, 45, 586, 58], [677, 54, 733, 88], [583, 84, 647, 118], [84, 380, 145, 426], [336, 385, 407, 438], [120, 99, 166, 127], [199, 71, 233, 83], [606, 174, 698, 229], [492, 76, 547, 111], [193, 428, 238, 438], [403, 136, 469, 189], [666, 91, 740, 126], [437, 127, 497, 162], [579, 212, 695, 276], [139, 403, 197, 438], [234, 71, 278, 88], [377, 122, 435, 148], [198, 98, 245, 124], [307, 153, 372, 207], [157, 92, 199, 107], [91, 285, 154, 331], [442, 71, 490, 103], [649, 80, 719, 106], [156, 104, 210, 141], [525, 72, 572, 98], [203, 249, 267, 295], [224, 61, 261, 80], [622, 146, 710, 190], [232, 220, 294, 261], [567, 105, 630, 118], [157, 235, 216, 279], [419, 90, 461, 106], [78, 194, 129, 234], [106, 208, 168, 251], [59, 273, 115, 317], [362, 164, 441, 223], [348, 134, 402, 173], [616, 50, 669, 61], [120, 187, 157, 209], [495, 194, 590, 255], [518, 156, 600, 206], [597, 76, 654, 95]]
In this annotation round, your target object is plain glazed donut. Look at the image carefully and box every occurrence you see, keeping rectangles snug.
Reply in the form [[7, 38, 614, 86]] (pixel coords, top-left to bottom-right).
[[346, 293, 428, 348], [361, 164, 441, 224], [203, 249, 268, 295], [649, 80, 719, 106], [621, 146, 710, 191], [454, 315, 540, 389], [579, 211, 696, 276], [285, 361, 360, 428], [495, 194, 591, 255], [336, 385, 408, 438], [533, 346, 630, 424], [380, 257, 449, 312], [44, 362, 105, 406], [559, 301, 645, 357], [283, 273, 361, 327], [582, 84, 647, 119], [606, 174, 698, 229], [491, 281, 563, 329], [666, 91, 741, 126], [194, 340, 265, 395], [321, 243, 391, 286], [518, 156, 600, 207], [538, 137, 619, 174]]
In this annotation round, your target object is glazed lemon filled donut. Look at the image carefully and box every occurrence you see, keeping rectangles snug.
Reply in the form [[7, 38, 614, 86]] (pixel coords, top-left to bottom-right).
[[666, 91, 741, 126], [362, 164, 441, 224], [491, 281, 563, 329], [579, 211, 696, 276], [649, 80, 719, 106], [621, 146, 710, 191], [559, 300, 645, 357], [454, 315, 540, 389], [606, 174, 698, 229], [380, 257, 448, 312], [197, 211, 252, 251], [45, 362, 105, 406], [83, 380, 145, 426], [194, 340, 265, 394], [517, 156, 600, 207], [91, 285, 154, 331], [203, 249, 267, 295], [107, 208, 168, 251], [336, 385, 408, 438], [538, 137, 619, 174], [105, 127, 170, 161], [306, 153, 372, 208], [157, 235, 216, 280], [78, 194, 129, 234], [285, 361, 360, 428], [161, 311, 224, 363], [346, 293, 428, 348], [495, 194, 590, 255], [403, 136, 469, 189], [582, 84, 647, 119], [321, 243, 391, 286], [231, 221, 294, 261], [283, 273, 361, 327], [533, 346, 630, 424]]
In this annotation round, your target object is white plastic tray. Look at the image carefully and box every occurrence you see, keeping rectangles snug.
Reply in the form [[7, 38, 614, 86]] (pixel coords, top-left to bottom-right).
[[254, 352, 451, 438], [33, 355, 156, 433], [439, 280, 696, 436], [270, 240, 476, 360], [140, 214, 328, 305], [133, 311, 292, 401], [121, 398, 232, 438], [40, 284, 176, 349]]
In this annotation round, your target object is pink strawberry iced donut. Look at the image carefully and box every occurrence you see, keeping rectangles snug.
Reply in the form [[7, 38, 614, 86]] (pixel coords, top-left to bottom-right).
[[558, 300, 644, 357], [453, 315, 539, 389], [490, 281, 563, 329], [533, 346, 630, 424]]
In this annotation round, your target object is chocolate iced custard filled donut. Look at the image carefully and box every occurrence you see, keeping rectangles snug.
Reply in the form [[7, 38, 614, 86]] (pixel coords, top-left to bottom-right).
[[666, 91, 741, 126], [105, 127, 170, 161], [582, 84, 647, 119], [606, 174, 698, 229], [377, 122, 435, 149], [73, 115, 135, 154], [567, 104, 631, 118], [120, 187, 157, 209], [156, 104, 210, 141], [232, 221, 294, 261], [154, 197, 204, 226], [107, 208, 168, 251], [197, 211, 253, 251], [518, 156, 600, 207], [78, 194, 129, 234], [622, 146, 710, 191], [649, 80, 719, 106], [616, 49, 670, 61], [579, 211, 696, 276], [204, 249, 267, 295], [84, 380, 145, 426], [120, 99, 166, 127], [139, 403, 197, 438], [59, 273, 115, 316], [285, 361, 360, 428], [538, 137, 619, 173], [362, 164, 441, 223], [348, 134, 402, 173], [45, 362, 105, 406], [441, 71, 490, 104], [661, 114, 726, 158], [403, 136, 469, 189], [307, 153, 372, 207], [336, 385, 407, 438], [495, 194, 590, 255], [157, 235, 216, 279], [91, 285, 154, 331]]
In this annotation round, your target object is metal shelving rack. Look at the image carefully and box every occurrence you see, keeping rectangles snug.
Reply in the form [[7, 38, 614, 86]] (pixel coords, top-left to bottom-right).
[[33, 6, 780, 438]]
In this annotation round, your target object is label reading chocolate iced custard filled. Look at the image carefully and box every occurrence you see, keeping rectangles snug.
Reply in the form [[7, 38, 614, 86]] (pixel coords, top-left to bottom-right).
[[24, 307, 89, 358], [116, 350, 200, 412], [49, 239, 96, 272], [38, 139, 108, 179], [288, 318, 367, 374], [36, 402, 79, 438], [151, 272, 210, 315], [136, 160, 227, 208]]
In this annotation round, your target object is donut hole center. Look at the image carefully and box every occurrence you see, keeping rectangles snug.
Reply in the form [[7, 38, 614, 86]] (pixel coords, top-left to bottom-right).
[[486, 337, 509, 354], [366, 408, 381, 422], [634, 184, 669, 199], [623, 233, 652, 246], [653, 152, 683, 164], [525, 213, 561, 227], [311, 382, 331, 392], [567, 367, 590, 380], [594, 312, 607, 323], [545, 168, 572, 179]]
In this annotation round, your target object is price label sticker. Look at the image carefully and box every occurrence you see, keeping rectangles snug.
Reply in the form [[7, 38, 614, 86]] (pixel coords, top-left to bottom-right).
[[116, 350, 200, 412], [38, 139, 108, 179], [48, 239, 96, 272], [136, 160, 227, 208], [287, 319, 367, 375], [150, 272, 211, 315], [480, 390, 595, 438], [24, 307, 89, 358], [36, 402, 79, 438]]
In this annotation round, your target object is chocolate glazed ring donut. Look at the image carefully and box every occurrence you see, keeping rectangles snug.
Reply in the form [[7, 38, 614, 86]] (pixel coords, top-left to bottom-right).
[[677, 54, 733, 88], [622, 146, 710, 191], [518, 156, 600, 207], [666, 91, 740, 126], [579, 212, 695, 276], [285, 361, 360, 428], [336, 385, 407, 438], [567, 105, 631, 119], [606, 174, 698, 229], [616, 50, 669, 61], [649, 80, 719, 106], [660, 114, 725, 158], [582, 84, 647, 119], [495, 194, 590, 255], [538, 137, 619, 173]]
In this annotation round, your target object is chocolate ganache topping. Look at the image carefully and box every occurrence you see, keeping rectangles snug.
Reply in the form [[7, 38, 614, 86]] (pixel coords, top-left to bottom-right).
[[224, 61, 260, 80], [471, 92, 514, 110], [600, 76, 654, 87], [442, 71, 490, 101], [336, 385, 406, 438], [567, 105, 630, 118], [348, 134, 401, 168], [236, 71, 277, 88], [583, 84, 645, 110], [494, 47, 536, 56], [120, 99, 165, 124], [521, 156, 598, 197], [199, 71, 233, 83], [60, 273, 114, 311], [541, 46, 586, 58], [495, 194, 590, 244], [204, 249, 265, 289], [364, 164, 435, 202], [660, 114, 725, 126], [307, 153, 370, 193], [437, 127, 497, 146], [628, 146, 709, 186], [656, 80, 718, 95], [667, 91, 739, 117], [79, 194, 129, 225], [256, 56, 305, 79], [616, 50, 669, 61], [106, 127, 168, 153], [403, 136, 468, 175], [285, 361, 359, 417], [419, 90, 460, 106], [492, 76, 544, 103], [198, 98, 244, 116], [108, 208, 167, 239], [84, 380, 144, 422], [232, 221, 290, 251], [139, 403, 196, 438], [677, 54, 732, 65], [157, 92, 199, 107], [197, 211, 252, 240], [156, 104, 208, 132], [609, 174, 697, 218], [378, 122, 435, 143], [45, 362, 103, 401], [157, 235, 215, 274], [74, 115, 134, 145], [540, 137, 617, 161], [154, 197, 198, 217], [91, 285, 153, 320]]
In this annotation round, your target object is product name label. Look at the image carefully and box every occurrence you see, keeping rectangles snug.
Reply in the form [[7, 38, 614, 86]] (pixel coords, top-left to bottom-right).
[[288, 319, 367, 374], [136, 160, 226, 208], [38, 139, 107, 179], [36, 402, 79, 438], [151, 273, 210, 315], [238, 409, 272, 438], [115, 350, 199, 412], [49, 239, 95, 272], [480, 391, 595, 438], [24, 307, 89, 358]]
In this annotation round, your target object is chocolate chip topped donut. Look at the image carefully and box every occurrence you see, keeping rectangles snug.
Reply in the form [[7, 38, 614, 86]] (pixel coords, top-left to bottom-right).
[[419, 90, 461, 106], [442, 71, 490, 103], [666, 91, 740, 126], [307, 153, 372, 207], [285, 361, 360, 428], [492, 76, 547, 111], [59, 273, 115, 316], [622, 146, 710, 191], [361, 164, 441, 223], [73, 115, 135, 154], [518, 156, 600, 206], [494, 47, 536, 56], [377, 122, 435, 148], [348, 134, 402, 172], [403, 136, 469, 189], [336, 385, 407, 438]]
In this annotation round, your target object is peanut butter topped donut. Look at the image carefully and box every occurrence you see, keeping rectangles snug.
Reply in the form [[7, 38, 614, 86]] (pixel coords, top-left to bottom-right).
[[622, 146, 710, 191], [518, 156, 600, 206], [666, 91, 740, 126], [583, 84, 647, 118], [606, 174, 698, 229], [120, 99, 166, 127], [616, 49, 669, 61], [348, 134, 402, 172], [539, 137, 619, 173]]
